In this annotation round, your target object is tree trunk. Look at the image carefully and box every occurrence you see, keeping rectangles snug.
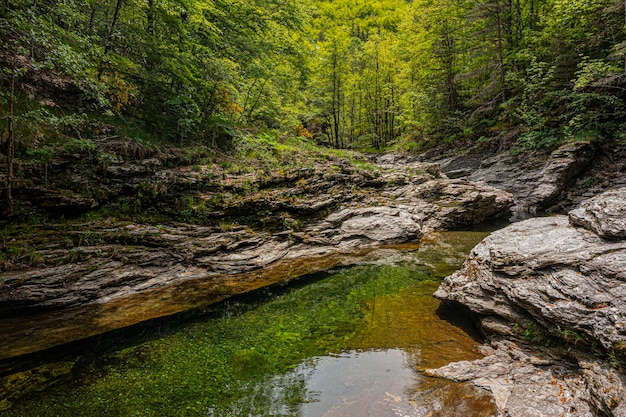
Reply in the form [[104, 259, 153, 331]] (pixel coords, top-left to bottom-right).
[[106, 0, 124, 55], [374, 45, 381, 149], [496, 6, 506, 103], [441, 21, 458, 111], [238, 77, 259, 124], [146, 0, 155, 35], [503, 0, 513, 43], [88, 3, 97, 34], [330, 44, 342, 148], [4, 60, 16, 216], [245, 77, 270, 123], [515, 0, 522, 42], [349, 95, 356, 146], [99, 0, 125, 77]]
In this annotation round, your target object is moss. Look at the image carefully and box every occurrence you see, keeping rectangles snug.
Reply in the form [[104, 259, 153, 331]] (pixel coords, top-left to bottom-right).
[[231, 348, 269, 375], [0, 362, 74, 411]]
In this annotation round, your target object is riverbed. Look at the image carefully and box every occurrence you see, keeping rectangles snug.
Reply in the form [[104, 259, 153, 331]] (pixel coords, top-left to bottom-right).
[[1, 231, 496, 416]]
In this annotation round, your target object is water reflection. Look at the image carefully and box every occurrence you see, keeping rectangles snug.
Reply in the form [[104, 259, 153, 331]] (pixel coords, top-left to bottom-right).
[[235, 349, 495, 417], [290, 350, 416, 417], [221, 278, 496, 417]]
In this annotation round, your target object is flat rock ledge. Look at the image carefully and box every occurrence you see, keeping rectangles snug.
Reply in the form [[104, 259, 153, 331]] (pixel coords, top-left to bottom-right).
[[0, 162, 513, 360], [431, 187, 626, 417]]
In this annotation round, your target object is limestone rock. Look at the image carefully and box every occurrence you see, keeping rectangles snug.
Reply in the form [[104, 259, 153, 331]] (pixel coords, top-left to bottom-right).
[[517, 142, 595, 210], [426, 341, 594, 417], [453, 141, 596, 211], [569, 187, 626, 239], [337, 207, 421, 243], [434, 214, 626, 351], [580, 360, 626, 417], [16, 185, 98, 212], [432, 188, 626, 416]]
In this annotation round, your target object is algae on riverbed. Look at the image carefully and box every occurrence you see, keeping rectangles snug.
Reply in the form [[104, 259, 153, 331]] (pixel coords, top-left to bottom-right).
[[3, 231, 494, 416]]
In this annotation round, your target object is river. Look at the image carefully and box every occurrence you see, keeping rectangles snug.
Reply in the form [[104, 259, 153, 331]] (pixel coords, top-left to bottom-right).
[[1, 231, 496, 416]]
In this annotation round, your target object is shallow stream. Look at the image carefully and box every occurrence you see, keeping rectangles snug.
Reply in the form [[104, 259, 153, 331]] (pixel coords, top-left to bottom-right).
[[2, 231, 496, 416]]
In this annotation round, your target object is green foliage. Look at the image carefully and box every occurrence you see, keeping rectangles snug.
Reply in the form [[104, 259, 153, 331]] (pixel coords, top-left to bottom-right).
[[26, 147, 54, 163], [516, 129, 561, 150], [2, 0, 626, 155], [60, 139, 96, 155], [524, 322, 540, 343], [555, 326, 585, 344], [307, 0, 411, 149], [0, 0, 309, 148], [388, 0, 626, 149], [573, 57, 621, 91]]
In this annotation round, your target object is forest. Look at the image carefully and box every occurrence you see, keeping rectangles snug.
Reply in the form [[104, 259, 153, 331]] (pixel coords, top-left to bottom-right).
[[2, 0, 626, 214], [3, 2, 626, 415]]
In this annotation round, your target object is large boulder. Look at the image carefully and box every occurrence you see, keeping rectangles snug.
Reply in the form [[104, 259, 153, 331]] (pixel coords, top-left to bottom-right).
[[438, 141, 597, 212], [434, 215, 626, 350], [431, 187, 626, 416], [514, 141, 596, 210]]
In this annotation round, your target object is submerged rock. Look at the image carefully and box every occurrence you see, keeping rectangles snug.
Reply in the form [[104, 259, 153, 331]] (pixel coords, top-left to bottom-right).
[[0, 362, 74, 411], [431, 187, 626, 416]]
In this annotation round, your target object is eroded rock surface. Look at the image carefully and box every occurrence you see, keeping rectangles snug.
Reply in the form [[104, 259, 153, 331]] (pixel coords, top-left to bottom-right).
[[512, 142, 596, 211], [431, 187, 626, 416], [0, 159, 513, 360], [437, 141, 599, 212], [569, 187, 626, 239], [427, 341, 595, 417]]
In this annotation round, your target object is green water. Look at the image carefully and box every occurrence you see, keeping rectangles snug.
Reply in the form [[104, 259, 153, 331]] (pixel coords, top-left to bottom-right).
[[2, 231, 495, 416]]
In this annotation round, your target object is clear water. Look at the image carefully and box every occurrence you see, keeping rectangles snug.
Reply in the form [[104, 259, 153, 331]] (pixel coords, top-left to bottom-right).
[[254, 349, 493, 417], [2, 231, 496, 416]]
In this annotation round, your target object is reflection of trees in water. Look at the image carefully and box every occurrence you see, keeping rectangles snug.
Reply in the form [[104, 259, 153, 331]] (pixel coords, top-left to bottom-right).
[[236, 350, 496, 417], [222, 369, 309, 416]]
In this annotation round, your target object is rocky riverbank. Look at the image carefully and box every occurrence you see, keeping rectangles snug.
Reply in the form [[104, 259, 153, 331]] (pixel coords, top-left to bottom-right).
[[430, 187, 626, 417], [433, 140, 626, 214], [3, 134, 624, 414], [0, 150, 513, 361]]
